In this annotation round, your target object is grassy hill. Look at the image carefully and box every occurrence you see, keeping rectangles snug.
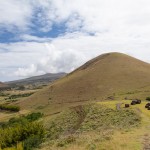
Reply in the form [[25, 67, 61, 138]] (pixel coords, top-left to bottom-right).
[[18, 52, 150, 111]]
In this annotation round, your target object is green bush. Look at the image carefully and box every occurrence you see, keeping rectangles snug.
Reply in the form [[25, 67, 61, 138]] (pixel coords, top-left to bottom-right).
[[0, 122, 45, 149], [0, 92, 9, 97], [24, 135, 43, 150], [0, 104, 20, 112], [0, 112, 45, 149], [25, 112, 43, 122], [6, 93, 34, 100], [0, 112, 43, 129]]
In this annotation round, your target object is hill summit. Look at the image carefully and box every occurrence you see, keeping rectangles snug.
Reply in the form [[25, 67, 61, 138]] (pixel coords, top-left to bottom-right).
[[19, 52, 150, 109]]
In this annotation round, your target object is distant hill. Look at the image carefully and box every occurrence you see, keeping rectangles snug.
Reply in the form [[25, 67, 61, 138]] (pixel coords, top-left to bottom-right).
[[0, 82, 9, 90], [0, 82, 5, 87], [18, 52, 150, 109], [6, 73, 66, 87]]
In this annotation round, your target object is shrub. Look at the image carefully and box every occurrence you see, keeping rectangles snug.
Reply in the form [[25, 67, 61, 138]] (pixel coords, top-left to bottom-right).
[[25, 112, 43, 122], [0, 92, 9, 97], [23, 135, 43, 150], [0, 122, 45, 149], [6, 93, 34, 100], [0, 105, 20, 112], [0, 112, 43, 129]]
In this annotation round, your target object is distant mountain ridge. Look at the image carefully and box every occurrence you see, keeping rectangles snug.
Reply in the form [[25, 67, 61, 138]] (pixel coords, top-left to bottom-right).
[[0, 82, 5, 87], [6, 72, 66, 86]]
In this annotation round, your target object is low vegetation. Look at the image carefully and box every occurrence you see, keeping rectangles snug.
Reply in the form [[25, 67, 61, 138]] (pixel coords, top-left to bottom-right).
[[0, 105, 20, 112], [0, 112, 43, 128], [42, 104, 141, 149], [0, 93, 9, 97], [0, 112, 45, 150], [5, 93, 34, 100], [146, 97, 150, 101]]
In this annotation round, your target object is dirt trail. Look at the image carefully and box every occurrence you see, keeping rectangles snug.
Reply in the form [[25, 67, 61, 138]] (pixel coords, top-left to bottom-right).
[[70, 105, 86, 134], [143, 134, 150, 150], [140, 109, 150, 150]]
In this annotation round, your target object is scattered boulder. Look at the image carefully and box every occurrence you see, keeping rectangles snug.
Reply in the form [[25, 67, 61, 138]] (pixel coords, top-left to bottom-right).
[[145, 103, 150, 108], [131, 99, 141, 105], [131, 101, 136, 105], [146, 103, 150, 106], [125, 104, 129, 108], [136, 100, 141, 104], [145, 104, 149, 108]]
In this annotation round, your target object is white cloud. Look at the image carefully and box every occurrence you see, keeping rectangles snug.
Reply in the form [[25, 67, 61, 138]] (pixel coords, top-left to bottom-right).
[[19, 34, 52, 42], [1, 0, 150, 34], [14, 64, 44, 77], [0, 0, 33, 32]]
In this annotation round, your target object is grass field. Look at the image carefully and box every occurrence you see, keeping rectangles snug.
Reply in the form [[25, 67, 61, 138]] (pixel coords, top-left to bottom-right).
[[37, 101, 141, 150], [96, 100, 150, 150], [32, 98, 150, 150], [1, 93, 150, 149]]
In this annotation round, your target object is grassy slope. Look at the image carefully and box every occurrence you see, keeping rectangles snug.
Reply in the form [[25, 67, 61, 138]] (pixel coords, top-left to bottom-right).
[[39, 102, 142, 150], [18, 52, 150, 113], [39, 100, 150, 150], [97, 100, 150, 150], [1, 100, 150, 150]]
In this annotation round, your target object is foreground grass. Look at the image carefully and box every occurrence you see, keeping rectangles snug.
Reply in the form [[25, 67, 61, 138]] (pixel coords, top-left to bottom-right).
[[1, 98, 150, 150], [0, 112, 45, 150], [40, 103, 141, 150]]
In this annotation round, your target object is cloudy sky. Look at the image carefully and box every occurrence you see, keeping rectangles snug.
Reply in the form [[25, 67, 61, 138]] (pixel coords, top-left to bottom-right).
[[0, 0, 150, 81]]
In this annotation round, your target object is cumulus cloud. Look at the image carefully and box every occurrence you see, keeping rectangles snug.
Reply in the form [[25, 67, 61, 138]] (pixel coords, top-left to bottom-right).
[[0, 0, 33, 32], [13, 42, 87, 77], [1, 0, 150, 34], [1, 0, 150, 81]]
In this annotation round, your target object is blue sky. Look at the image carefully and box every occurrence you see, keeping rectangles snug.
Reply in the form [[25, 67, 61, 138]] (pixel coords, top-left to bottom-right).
[[1, 0, 150, 81]]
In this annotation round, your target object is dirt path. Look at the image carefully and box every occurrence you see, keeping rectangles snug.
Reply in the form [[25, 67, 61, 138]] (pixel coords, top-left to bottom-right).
[[143, 134, 150, 150], [140, 108, 150, 150], [70, 105, 86, 134]]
